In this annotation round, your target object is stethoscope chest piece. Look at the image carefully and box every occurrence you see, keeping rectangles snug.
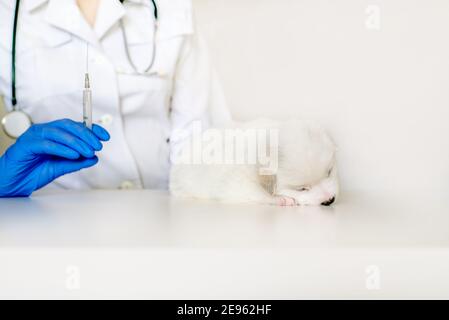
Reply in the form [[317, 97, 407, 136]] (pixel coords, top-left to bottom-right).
[[1, 110, 32, 139], [4, 0, 32, 139]]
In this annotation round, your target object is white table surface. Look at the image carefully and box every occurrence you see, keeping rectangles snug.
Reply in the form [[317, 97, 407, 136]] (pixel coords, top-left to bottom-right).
[[0, 190, 448, 299]]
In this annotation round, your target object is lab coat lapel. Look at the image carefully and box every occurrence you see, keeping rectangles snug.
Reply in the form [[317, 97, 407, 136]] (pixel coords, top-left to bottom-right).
[[94, 0, 126, 40], [44, 0, 99, 47]]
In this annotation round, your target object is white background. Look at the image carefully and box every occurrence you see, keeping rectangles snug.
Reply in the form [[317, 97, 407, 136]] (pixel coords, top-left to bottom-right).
[[2, 0, 449, 197]]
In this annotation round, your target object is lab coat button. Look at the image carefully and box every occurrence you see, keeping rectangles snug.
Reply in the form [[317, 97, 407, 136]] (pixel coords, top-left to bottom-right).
[[99, 114, 113, 126], [120, 181, 135, 190]]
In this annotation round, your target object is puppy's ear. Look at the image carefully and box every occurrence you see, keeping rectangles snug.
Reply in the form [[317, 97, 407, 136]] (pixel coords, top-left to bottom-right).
[[259, 172, 277, 196]]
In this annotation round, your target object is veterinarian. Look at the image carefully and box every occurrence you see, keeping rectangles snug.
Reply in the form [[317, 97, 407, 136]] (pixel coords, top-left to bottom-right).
[[0, 0, 231, 197]]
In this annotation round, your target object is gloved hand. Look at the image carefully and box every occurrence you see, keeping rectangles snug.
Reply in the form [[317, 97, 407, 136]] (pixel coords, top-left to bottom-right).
[[0, 119, 110, 198]]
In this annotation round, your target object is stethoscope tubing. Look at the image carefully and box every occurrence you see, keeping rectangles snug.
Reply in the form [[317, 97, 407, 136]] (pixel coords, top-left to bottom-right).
[[11, 0, 21, 109], [120, 18, 158, 74]]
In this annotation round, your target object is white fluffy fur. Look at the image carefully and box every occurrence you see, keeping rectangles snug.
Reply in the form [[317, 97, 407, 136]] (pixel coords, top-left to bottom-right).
[[170, 119, 339, 206]]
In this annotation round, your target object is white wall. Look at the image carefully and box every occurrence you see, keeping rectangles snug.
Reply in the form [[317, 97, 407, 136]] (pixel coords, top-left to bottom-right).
[[194, 0, 449, 196]]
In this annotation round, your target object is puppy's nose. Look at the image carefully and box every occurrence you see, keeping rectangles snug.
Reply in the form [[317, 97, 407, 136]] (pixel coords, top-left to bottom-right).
[[321, 197, 335, 206]]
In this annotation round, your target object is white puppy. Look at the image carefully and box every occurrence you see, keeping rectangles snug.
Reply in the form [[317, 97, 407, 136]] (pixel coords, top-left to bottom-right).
[[170, 119, 339, 206]]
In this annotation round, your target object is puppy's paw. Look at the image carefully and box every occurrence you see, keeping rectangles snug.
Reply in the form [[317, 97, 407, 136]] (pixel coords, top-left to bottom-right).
[[276, 196, 298, 207]]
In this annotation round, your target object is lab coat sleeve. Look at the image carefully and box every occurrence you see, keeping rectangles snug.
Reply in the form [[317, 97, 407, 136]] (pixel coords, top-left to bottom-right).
[[169, 30, 232, 159]]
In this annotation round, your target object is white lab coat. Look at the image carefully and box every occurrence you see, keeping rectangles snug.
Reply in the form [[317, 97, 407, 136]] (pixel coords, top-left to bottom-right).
[[0, 0, 231, 190]]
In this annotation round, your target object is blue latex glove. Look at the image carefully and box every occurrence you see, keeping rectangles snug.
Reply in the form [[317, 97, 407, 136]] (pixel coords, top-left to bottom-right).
[[0, 119, 110, 198]]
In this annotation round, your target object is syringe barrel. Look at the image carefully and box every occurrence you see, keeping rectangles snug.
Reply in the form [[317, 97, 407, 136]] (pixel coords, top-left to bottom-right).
[[83, 89, 92, 130]]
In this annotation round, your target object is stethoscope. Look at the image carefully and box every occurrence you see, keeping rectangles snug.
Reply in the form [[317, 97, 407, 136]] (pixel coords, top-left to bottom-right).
[[1, 0, 159, 139]]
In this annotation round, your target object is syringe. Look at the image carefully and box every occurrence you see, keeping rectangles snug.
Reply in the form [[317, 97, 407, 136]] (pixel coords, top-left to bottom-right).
[[83, 73, 92, 130], [83, 44, 92, 130]]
